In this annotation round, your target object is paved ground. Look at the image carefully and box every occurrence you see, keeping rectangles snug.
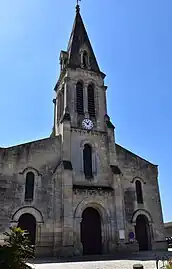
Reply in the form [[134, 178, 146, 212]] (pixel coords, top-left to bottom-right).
[[27, 259, 166, 269], [27, 250, 172, 269]]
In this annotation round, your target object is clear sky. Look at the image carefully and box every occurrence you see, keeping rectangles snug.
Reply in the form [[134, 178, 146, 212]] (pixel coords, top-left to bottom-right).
[[0, 0, 172, 222]]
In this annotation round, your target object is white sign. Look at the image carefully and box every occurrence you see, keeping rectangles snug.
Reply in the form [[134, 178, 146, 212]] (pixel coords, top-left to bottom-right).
[[119, 229, 125, 239]]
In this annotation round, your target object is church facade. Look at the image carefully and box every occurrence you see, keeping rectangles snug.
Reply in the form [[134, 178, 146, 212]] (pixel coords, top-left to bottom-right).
[[0, 5, 167, 257]]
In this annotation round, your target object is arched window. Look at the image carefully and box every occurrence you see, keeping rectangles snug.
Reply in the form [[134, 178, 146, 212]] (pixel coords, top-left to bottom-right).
[[87, 84, 95, 117], [57, 89, 64, 122], [60, 89, 64, 118], [76, 81, 84, 115], [135, 180, 143, 204], [83, 144, 93, 179], [83, 51, 88, 68], [25, 172, 35, 201]]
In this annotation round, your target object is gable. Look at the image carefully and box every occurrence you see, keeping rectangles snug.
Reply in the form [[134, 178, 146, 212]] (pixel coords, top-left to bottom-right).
[[0, 136, 62, 175]]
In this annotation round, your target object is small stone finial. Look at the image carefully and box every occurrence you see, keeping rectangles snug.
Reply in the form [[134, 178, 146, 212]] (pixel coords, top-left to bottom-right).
[[76, 5, 80, 13], [76, 0, 81, 13]]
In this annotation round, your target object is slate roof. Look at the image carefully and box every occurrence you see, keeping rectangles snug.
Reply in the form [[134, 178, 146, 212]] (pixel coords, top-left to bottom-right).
[[67, 5, 100, 73]]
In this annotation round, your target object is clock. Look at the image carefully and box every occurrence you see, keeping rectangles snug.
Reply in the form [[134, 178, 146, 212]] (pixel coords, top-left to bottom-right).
[[82, 118, 94, 130]]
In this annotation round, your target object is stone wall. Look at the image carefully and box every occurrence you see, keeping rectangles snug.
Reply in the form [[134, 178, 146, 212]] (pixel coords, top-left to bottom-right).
[[0, 133, 167, 257], [71, 130, 111, 185], [164, 222, 172, 237], [0, 136, 62, 257], [116, 143, 167, 250]]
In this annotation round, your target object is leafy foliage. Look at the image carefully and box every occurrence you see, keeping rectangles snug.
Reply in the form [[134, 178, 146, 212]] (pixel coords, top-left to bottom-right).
[[0, 226, 34, 269], [166, 259, 172, 269]]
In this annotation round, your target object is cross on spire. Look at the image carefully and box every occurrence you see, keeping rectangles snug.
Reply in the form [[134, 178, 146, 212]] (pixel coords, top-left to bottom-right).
[[76, 0, 81, 12]]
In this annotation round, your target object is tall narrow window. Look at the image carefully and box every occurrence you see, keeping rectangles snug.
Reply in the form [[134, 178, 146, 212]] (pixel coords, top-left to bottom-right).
[[83, 51, 88, 68], [57, 89, 64, 122], [57, 98, 60, 122], [59, 89, 64, 119], [76, 81, 84, 115], [83, 144, 93, 179], [88, 84, 95, 117], [136, 180, 143, 204], [25, 172, 35, 201]]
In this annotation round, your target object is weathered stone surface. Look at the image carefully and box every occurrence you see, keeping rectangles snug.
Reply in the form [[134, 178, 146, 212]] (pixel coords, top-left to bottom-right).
[[0, 4, 167, 258], [124, 188, 136, 222]]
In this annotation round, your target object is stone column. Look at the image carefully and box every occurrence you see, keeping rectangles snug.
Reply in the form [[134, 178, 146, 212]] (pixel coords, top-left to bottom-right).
[[84, 83, 88, 116], [59, 103, 73, 256], [62, 120, 71, 161], [61, 168, 74, 256], [107, 125, 117, 166], [112, 173, 126, 251], [35, 222, 43, 257], [113, 175, 125, 231], [74, 217, 83, 255], [109, 219, 116, 253], [64, 77, 70, 111], [36, 223, 42, 244], [102, 216, 112, 254]]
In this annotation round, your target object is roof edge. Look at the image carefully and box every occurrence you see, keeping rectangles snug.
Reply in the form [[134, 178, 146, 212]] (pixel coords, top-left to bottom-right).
[[1, 135, 61, 150], [115, 143, 158, 167]]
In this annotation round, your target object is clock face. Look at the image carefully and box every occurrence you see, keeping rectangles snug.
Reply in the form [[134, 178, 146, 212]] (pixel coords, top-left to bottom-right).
[[82, 119, 94, 130]]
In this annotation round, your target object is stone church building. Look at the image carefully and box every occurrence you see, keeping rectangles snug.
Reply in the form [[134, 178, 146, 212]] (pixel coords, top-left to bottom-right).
[[0, 4, 167, 257]]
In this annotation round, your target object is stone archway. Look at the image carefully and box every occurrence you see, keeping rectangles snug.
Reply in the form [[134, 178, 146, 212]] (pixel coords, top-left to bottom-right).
[[18, 213, 36, 246], [12, 206, 44, 224], [11, 206, 44, 247], [81, 207, 102, 255], [74, 199, 111, 255], [135, 214, 151, 251]]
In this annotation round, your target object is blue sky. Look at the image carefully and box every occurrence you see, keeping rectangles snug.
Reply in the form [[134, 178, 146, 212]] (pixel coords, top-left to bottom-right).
[[0, 0, 172, 222]]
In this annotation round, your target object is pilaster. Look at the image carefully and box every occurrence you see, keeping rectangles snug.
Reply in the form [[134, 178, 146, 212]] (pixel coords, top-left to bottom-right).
[[105, 115, 117, 165], [84, 82, 88, 115], [112, 173, 126, 250], [61, 163, 74, 257]]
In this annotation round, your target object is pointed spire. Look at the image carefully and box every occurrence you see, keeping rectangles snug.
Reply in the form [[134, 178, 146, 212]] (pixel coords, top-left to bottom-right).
[[67, 4, 101, 74]]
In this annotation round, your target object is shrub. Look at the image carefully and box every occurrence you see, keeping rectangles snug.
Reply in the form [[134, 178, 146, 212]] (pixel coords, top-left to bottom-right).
[[0, 226, 34, 269], [166, 259, 172, 269]]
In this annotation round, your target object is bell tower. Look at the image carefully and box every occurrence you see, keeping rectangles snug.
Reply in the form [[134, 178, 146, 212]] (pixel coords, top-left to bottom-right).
[[51, 5, 118, 255], [52, 4, 110, 136]]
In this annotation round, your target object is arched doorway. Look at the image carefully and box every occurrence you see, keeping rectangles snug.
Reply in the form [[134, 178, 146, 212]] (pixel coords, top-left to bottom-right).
[[135, 214, 151, 251], [18, 213, 36, 246], [81, 207, 102, 255]]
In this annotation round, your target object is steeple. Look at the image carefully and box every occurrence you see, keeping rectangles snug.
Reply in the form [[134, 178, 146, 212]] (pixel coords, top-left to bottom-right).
[[53, 3, 108, 137], [67, 4, 101, 73]]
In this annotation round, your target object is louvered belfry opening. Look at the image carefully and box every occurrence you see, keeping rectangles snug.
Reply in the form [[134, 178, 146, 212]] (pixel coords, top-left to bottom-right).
[[76, 81, 84, 114], [83, 144, 93, 179], [83, 51, 88, 68], [87, 84, 95, 117], [25, 172, 35, 201]]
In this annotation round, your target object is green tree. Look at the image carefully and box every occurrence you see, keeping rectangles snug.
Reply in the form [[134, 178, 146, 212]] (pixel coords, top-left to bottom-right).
[[0, 226, 34, 269]]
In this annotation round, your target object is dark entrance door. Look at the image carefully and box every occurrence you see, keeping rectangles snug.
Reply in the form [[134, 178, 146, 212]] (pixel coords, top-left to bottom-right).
[[135, 215, 151, 251], [81, 207, 102, 255], [18, 213, 36, 246]]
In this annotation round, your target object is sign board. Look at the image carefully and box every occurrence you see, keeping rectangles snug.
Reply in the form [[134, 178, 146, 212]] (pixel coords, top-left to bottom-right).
[[119, 230, 125, 239], [129, 231, 135, 241]]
